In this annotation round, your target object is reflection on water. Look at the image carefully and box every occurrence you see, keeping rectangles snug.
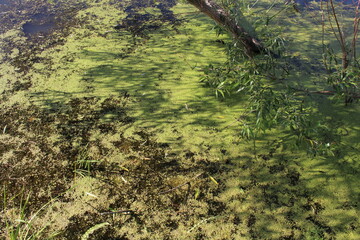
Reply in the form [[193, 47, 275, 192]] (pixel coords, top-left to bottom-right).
[[0, 0, 10, 5], [22, 14, 56, 35]]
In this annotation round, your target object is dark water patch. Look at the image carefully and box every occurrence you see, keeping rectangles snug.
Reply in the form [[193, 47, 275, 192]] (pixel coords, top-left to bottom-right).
[[22, 13, 57, 36], [23, 21, 54, 35], [115, 0, 181, 37], [0, 0, 10, 5], [0, 0, 87, 75]]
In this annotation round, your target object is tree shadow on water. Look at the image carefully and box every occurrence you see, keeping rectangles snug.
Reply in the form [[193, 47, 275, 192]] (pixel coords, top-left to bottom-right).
[[74, 14, 245, 137]]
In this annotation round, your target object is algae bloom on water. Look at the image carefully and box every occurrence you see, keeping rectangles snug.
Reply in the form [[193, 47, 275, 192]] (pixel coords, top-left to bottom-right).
[[0, 0, 359, 239]]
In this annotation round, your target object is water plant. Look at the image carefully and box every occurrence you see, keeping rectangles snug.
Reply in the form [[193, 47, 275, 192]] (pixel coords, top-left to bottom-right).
[[200, 0, 350, 156], [80, 222, 110, 240], [2, 188, 59, 240], [320, 0, 360, 103], [74, 145, 100, 177]]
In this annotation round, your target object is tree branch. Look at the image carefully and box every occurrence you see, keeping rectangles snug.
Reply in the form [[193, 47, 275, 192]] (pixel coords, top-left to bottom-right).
[[186, 0, 265, 56]]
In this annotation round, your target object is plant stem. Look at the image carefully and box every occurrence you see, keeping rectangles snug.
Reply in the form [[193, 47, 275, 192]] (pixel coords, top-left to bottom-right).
[[352, 0, 360, 62], [253, 138, 257, 159], [328, 0, 348, 69]]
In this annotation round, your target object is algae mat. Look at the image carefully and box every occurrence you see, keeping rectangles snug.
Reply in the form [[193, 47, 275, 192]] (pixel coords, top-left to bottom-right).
[[1, 0, 359, 239]]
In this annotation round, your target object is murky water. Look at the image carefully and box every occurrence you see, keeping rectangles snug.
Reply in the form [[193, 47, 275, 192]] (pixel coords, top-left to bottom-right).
[[22, 15, 56, 35]]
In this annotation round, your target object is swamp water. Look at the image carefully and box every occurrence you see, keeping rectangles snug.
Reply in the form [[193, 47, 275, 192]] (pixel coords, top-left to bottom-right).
[[0, 0, 359, 239]]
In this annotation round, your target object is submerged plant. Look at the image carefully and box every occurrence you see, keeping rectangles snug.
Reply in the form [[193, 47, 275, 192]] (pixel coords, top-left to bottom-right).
[[74, 145, 100, 177]]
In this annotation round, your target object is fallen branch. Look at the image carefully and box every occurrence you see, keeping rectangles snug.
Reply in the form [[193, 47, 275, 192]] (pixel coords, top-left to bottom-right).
[[186, 0, 265, 56]]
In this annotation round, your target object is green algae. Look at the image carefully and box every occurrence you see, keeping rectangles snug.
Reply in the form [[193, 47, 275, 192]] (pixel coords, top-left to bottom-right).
[[1, 0, 360, 239]]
